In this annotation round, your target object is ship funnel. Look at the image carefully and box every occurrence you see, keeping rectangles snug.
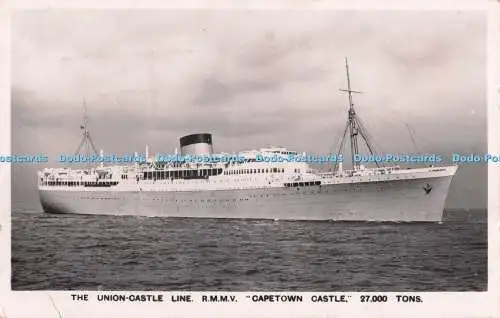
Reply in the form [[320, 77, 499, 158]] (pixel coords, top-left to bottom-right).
[[179, 133, 213, 156]]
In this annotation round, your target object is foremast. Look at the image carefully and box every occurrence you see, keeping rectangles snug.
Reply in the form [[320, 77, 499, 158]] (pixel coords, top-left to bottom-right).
[[74, 98, 99, 157], [334, 58, 382, 172]]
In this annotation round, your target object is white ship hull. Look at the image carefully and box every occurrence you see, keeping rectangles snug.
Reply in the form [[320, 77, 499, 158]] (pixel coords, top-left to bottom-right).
[[39, 167, 456, 222]]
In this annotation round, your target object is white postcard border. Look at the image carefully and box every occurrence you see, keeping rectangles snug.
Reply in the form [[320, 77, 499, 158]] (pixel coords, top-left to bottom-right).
[[0, 0, 498, 317]]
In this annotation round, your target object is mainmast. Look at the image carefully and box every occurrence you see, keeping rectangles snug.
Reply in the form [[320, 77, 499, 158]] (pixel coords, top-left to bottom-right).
[[340, 57, 362, 170], [334, 58, 381, 172], [74, 98, 99, 157]]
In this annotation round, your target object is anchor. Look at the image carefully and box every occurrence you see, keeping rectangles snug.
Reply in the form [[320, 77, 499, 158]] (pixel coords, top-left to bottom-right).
[[423, 183, 433, 194]]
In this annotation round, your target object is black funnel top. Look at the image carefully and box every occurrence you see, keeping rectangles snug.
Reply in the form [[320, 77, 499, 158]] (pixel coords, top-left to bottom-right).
[[179, 133, 212, 147]]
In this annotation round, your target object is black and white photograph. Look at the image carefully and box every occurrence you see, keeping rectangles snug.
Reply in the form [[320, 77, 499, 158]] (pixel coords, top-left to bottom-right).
[[10, 9, 487, 292]]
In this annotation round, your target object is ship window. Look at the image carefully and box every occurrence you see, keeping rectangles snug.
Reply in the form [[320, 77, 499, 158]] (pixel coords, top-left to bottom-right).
[[281, 168, 284, 173], [272, 168, 277, 173], [299, 182, 304, 187], [266, 169, 269, 173]]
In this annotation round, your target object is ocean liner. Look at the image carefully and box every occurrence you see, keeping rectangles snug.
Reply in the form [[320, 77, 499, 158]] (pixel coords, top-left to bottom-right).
[[37, 59, 458, 222]]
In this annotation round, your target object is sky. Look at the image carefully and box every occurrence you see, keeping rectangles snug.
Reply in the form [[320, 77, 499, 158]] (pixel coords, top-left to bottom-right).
[[10, 9, 487, 209]]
